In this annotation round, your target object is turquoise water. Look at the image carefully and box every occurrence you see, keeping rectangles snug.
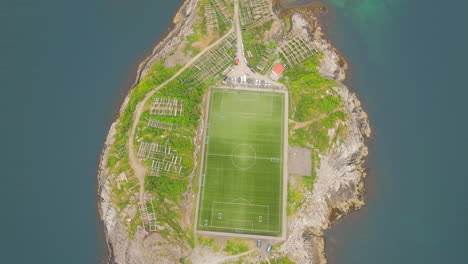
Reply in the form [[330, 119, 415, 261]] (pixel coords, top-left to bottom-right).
[[0, 0, 182, 263], [285, 0, 468, 263]]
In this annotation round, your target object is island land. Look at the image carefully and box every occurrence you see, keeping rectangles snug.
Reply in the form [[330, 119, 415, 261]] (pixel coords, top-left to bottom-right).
[[98, 0, 370, 263]]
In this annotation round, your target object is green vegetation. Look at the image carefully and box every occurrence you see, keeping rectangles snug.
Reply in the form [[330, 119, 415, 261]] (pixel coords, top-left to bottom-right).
[[268, 40, 278, 49], [145, 177, 188, 202], [105, 13, 233, 238], [108, 61, 179, 172], [242, 21, 276, 69], [135, 72, 214, 240], [112, 179, 137, 211], [198, 235, 221, 251], [184, 0, 232, 57], [216, 14, 229, 36], [187, 0, 209, 42], [224, 239, 249, 255], [179, 257, 192, 264], [282, 54, 348, 153], [126, 211, 143, 239], [102, 0, 350, 249], [198, 89, 285, 236], [198, 236, 215, 247], [287, 174, 316, 216], [106, 61, 179, 214], [282, 54, 339, 122], [131, 32, 235, 240], [261, 256, 296, 264], [287, 184, 304, 216]]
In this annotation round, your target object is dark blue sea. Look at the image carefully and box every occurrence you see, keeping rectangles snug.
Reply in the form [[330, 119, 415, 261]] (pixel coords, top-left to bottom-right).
[[1, 0, 467, 263], [0, 0, 183, 263], [284, 0, 468, 263]]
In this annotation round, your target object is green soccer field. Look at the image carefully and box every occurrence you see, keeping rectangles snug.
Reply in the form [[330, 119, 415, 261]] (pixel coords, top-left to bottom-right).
[[197, 88, 285, 236]]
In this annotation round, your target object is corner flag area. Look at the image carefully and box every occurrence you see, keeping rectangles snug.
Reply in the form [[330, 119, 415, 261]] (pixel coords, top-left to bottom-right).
[[197, 88, 285, 236]]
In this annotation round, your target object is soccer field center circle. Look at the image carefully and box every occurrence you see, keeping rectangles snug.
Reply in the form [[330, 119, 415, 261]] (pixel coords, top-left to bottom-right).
[[231, 144, 256, 170]]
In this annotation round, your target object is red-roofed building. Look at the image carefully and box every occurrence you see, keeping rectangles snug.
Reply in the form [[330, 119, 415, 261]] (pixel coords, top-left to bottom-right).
[[271, 63, 285, 77], [270, 63, 285, 80]]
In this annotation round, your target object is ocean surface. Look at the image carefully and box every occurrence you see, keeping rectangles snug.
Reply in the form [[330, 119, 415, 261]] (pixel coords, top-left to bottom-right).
[[0, 0, 183, 263], [1, 0, 467, 263], [283, 0, 468, 263]]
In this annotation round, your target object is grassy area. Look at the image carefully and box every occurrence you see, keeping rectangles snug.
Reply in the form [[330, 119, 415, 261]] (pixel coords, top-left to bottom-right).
[[242, 20, 276, 69], [198, 235, 221, 251], [105, 7, 233, 237], [129, 32, 234, 240], [184, 0, 232, 56], [126, 209, 143, 239], [224, 239, 249, 255], [261, 256, 296, 264], [287, 183, 304, 216], [282, 53, 347, 217], [105, 61, 180, 214], [134, 72, 213, 240], [197, 89, 285, 236], [107, 61, 179, 171], [112, 179, 138, 211], [287, 174, 316, 216], [282, 54, 348, 153], [198, 235, 215, 247], [281, 54, 339, 121], [179, 257, 192, 264]]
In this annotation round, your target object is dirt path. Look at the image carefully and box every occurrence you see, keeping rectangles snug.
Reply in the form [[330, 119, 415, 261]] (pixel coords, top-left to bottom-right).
[[289, 108, 343, 130], [127, 10, 237, 207]]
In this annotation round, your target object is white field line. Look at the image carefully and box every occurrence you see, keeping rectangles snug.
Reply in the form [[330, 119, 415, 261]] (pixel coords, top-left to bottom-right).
[[214, 90, 277, 116], [227, 219, 254, 230], [279, 90, 284, 233], [200, 225, 279, 233], [214, 85, 287, 93], [196, 89, 216, 230], [220, 111, 272, 116], [267, 205, 270, 232], [196, 89, 285, 236], [208, 153, 280, 160], [204, 201, 275, 232], [213, 90, 285, 97], [213, 201, 269, 208]]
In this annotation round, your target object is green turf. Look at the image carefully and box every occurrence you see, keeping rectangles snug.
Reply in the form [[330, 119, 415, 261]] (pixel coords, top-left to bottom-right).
[[197, 88, 285, 236]]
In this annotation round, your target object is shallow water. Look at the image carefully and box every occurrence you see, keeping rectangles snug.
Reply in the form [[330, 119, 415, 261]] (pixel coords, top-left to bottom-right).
[[0, 0, 182, 263], [282, 0, 468, 263]]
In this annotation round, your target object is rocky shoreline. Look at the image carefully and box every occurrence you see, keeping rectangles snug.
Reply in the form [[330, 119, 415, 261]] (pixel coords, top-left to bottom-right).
[[97, 1, 370, 263], [266, 12, 370, 263], [97, 0, 200, 263]]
